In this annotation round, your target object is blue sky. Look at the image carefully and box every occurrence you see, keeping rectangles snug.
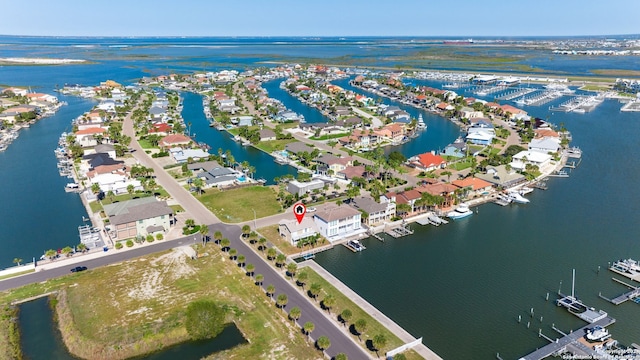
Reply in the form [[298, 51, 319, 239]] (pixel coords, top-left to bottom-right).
[[2, 0, 638, 37]]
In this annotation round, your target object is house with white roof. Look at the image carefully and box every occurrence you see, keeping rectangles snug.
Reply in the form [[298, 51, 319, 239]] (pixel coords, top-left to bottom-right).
[[528, 137, 560, 154], [510, 151, 553, 172], [169, 147, 210, 163]]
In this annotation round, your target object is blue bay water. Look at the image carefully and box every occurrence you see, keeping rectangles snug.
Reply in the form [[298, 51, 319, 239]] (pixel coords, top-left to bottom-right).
[[0, 36, 638, 359]]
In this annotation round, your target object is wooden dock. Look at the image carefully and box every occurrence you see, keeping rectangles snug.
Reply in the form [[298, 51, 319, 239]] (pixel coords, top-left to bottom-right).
[[385, 225, 414, 238], [600, 277, 640, 305], [519, 316, 616, 360]]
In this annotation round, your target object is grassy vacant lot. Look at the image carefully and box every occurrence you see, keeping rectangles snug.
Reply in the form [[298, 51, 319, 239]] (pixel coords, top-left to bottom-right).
[[258, 225, 299, 256], [449, 159, 474, 171], [198, 186, 282, 223], [254, 138, 297, 154], [300, 268, 422, 360], [54, 247, 316, 359]]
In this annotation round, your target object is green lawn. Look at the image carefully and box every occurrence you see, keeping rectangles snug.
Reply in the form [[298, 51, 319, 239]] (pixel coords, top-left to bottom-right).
[[449, 159, 474, 171], [254, 139, 297, 154], [309, 132, 349, 141], [198, 186, 282, 223], [137, 138, 157, 149]]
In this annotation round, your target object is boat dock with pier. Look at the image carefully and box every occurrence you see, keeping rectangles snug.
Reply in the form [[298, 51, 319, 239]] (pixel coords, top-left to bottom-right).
[[385, 224, 414, 238], [599, 277, 640, 305], [519, 270, 617, 360]]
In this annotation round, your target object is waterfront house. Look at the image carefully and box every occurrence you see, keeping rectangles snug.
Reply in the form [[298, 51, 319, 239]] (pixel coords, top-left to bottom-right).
[[500, 104, 527, 119], [169, 147, 210, 163], [2, 87, 28, 96], [338, 129, 377, 150], [187, 160, 223, 174], [103, 197, 173, 240], [278, 217, 319, 246], [461, 107, 483, 119], [374, 123, 405, 143], [89, 172, 142, 195], [415, 183, 457, 208], [466, 121, 495, 145], [234, 116, 253, 127], [75, 127, 107, 147], [350, 196, 394, 225], [510, 151, 553, 172], [286, 179, 325, 197], [411, 152, 447, 172], [440, 140, 466, 158], [452, 177, 493, 198], [285, 142, 314, 156], [475, 165, 526, 188], [149, 123, 172, 136], [160, 134, 192, 148], [259, 128, 276, 141], [94, 144, 116, 159], [528, 137, 560, 154], [534, 128, 560, 140], [313, 204, 364, 242]]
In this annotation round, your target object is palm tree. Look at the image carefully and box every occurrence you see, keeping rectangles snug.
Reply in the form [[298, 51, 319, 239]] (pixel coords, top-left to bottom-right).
[[199, 225, 209, 244], [441, 170, 453, 183], [45, 249, 57, 260], [276, 293, 288, 310], [354, 319, 368, 341], [241, 224, 251, 238], [258, 237, 267, 252], [255, 274, 264, 285], [289, 306, 301, 325], [322, 294, 336, 314], [127, 184, 135, 199], [267, 247, 277, 260], [245, 263, 255, 276], [12, 258, 22, 266], [91, 183, 101, 195], [106, 190, 115, 203], [237, 254, 246, 267], [77, 243, 88, 253], [229, 248, 237, 260], [303, 321, 315, 340], [248, 231, 258, 244], [340, 309, 353, 327], [214, 230, 223, 244], [309, 282, 322, 301], [220, 238, 230, 251], [61, 246, 73, 257], [316, 336, 331, 353], [372, 334, 387, 357], [286, 262, 297, 279], [275, 253, 286, 268], [296, 271, 308, 289], [192, 177, 205, 195], [335, 353, 348, 360], [266, 284, 275, 298]]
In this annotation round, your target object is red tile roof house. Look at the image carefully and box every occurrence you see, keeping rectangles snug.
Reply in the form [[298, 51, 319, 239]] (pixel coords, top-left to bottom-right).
[[159, 134, 192, 148], [414, 183, 458, 209], [451, 177, 493, 198], [411, 152, 447, 172], [149, 123, 173, 136], [75, 127, 107, 148]]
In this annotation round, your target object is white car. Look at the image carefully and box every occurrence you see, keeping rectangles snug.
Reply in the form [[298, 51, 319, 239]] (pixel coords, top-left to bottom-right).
[[307, 207, 316, 213]]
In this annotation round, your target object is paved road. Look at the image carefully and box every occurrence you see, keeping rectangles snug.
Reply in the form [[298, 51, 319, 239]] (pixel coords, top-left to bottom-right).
[[122, 99, 371, 359], [0, 235, 197, 293]]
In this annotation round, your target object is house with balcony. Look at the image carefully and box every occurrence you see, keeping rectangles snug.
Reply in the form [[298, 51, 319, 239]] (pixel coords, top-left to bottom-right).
[[103, 197, 174, 240], [278, 217, 319, 245], [313, 204, 365, 242], [350, 196, 395, 226]]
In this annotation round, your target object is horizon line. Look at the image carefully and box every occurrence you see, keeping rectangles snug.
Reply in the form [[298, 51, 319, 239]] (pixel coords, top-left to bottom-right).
[[1, 33, 639, 39]]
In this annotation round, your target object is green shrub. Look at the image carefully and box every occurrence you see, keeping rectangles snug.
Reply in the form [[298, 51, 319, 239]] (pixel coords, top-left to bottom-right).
[[146, 234, 154, 243], [115, 242, 123, 250], [156, 233, 163, 241], [185, 300, 226, 340], [126, 239, 134, 247]]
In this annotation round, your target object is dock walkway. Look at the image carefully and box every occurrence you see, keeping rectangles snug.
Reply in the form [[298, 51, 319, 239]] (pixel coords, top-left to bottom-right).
[[519, 316, 616, 360], [600, 277, 640, 305], [300, 260, 443, 360]]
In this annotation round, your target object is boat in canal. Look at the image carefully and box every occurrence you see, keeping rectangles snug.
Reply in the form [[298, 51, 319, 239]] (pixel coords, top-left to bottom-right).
[[416, 114, 427, 130], [508, 191, 530, 204], [347, 239, 366, 252], [585, 325, 611, 342], [447, 204, 473, 220]]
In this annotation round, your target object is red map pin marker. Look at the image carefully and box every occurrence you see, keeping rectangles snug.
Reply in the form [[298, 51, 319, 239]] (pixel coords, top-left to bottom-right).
[[293, 203, 306, 224]]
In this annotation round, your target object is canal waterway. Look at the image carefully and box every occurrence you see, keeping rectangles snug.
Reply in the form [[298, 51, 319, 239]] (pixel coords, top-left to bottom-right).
[[261, 79, 330, 124], [0, 95, 94, 267], [314, 98, 640, 359], [0, 36, 638, 359], [18, 296, 247, 360], [181, 91, 298, 184]]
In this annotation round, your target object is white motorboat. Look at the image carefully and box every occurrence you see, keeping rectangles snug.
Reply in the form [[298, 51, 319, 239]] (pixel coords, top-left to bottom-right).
[[447, 204, 473, 220], [508, 191, 530, 204], [347, 239, 365, 252], [585, 326, 611, 342], [416, 114, 426, 130], [519, 186, 534, 195]]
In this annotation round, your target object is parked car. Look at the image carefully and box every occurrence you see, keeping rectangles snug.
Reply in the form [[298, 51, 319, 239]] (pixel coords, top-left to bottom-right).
[[307, 207, 317, 213], [70, 266, 88, 273]]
